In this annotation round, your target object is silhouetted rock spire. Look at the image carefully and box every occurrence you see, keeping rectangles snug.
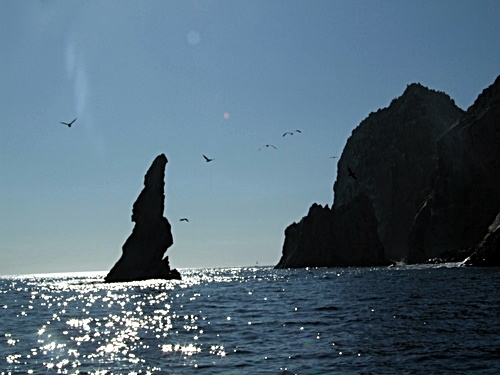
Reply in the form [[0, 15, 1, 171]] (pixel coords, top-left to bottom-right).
[[105, 154, 181, 282]]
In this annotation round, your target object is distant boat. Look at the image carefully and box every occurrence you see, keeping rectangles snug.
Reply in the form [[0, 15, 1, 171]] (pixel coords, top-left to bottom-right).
[[60, 118, 77, 127], [259, 144, 277, 151], [203, 154, 214, 162]]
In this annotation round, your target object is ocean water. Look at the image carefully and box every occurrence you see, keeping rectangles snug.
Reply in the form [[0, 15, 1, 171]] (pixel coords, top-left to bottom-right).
[[0, 266, 499, 375]]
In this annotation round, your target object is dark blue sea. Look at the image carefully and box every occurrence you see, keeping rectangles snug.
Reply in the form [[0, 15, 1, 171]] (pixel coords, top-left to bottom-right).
[[0, 265, 499, 374]]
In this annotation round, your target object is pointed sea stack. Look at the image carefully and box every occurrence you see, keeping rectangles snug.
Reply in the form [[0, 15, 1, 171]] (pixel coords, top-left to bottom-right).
[[105, 154, 181, 282]]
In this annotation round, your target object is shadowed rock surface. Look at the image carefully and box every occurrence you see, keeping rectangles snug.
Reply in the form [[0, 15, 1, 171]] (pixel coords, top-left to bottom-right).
[[409, 75, 500, 264], [105, 154, 181, 282], [333, 83, 464, 261], [275, 195, 389, 268], [463, 212, 500, 267], [277, 83, 464, 268]]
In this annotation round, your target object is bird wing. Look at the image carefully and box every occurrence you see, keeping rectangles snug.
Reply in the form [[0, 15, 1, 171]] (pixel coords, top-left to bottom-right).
[[203, 155, 209, 161], [60, 122, 68, 125]]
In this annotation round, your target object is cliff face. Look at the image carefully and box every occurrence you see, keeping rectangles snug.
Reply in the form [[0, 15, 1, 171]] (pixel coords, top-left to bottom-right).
[[333, 84, 464, 261], [275, 195, 388, 268], [463, 212, 500, 267], [277, 77, 500, 269], [409, 76, 500, 263], [105, 154, 181, 282]]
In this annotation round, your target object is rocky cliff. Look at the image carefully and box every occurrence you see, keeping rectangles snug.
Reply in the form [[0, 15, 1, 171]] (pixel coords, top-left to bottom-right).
[[105, 154, 181, 282], [333, 84, 464, 261], [409, 75, 500, 265], [276, 83, 464, 268], [275, 195, 388, 268], [463, 212, 500, 267]]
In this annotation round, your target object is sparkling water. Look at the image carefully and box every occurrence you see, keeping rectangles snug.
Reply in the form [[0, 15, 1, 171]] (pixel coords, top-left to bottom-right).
[[1, 265, 499, 374]]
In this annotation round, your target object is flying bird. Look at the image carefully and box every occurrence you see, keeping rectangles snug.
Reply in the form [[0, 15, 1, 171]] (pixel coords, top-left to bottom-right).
[[348, 167, 358, 180], [330, 156, 338, 159], [179, 218, 189, 222], [283, 129, 302, 137], [203, 154, 214, 162], [259, 144, 277, 151], [60, 118, 77, 127]]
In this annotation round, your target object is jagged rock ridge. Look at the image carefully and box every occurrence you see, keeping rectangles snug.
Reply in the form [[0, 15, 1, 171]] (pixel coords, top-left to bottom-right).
[[276, 77, 500, 268], [275, 195, 388, 268], [105, 154, 181, 282]]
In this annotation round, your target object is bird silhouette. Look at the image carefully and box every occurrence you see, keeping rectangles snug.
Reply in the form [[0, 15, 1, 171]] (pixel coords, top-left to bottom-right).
[[283, 129, 302, 137], [348, 167, 358, 180], [203, 154, 214, 162], [259, 144, 277, 151], [179, 218, 189, 222], [60, 118, 77, 127], [330, 156, 338, 159]]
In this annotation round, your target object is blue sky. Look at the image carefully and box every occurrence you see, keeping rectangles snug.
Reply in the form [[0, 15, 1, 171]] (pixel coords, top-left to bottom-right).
[[1, 1, 499, 275]]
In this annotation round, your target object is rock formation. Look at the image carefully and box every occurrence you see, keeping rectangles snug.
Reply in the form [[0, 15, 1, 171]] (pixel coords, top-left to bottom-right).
[[333, 84, 464, 261], [105, 154, 181, 282], [275, 195, 388, 268], [463, 212, 500, 267], [408, 75, 500, 264], [276, 83, 464, 268]]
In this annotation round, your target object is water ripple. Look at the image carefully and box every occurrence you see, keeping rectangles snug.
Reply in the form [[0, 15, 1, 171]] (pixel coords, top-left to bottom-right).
[[0, 266, 499, 374]]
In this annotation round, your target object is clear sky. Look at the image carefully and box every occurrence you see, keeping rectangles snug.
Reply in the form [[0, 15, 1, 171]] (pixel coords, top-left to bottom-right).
[[1, 1, 499, 275]]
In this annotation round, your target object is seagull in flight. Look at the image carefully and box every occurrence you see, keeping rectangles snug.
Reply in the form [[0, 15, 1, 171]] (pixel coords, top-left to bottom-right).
[[179, 218, 189, 222], [330, 156, 338, 159], [259, 144, 277, 151], [203, 154, 214, 162], [283, 129, 302, 137], [60, 118, 77, 127], [348, 167, 358, 180]]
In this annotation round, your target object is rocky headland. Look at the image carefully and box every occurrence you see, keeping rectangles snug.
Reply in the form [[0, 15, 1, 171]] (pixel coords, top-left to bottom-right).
[[409, 75, 500, 265], [275, 195, 388, 268], [276, 75, 500, 268], [105, 154, 181, 282]]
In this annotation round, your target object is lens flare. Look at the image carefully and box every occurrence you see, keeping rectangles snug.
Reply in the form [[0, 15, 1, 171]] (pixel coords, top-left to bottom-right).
[[65, 35, 105, 158]]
